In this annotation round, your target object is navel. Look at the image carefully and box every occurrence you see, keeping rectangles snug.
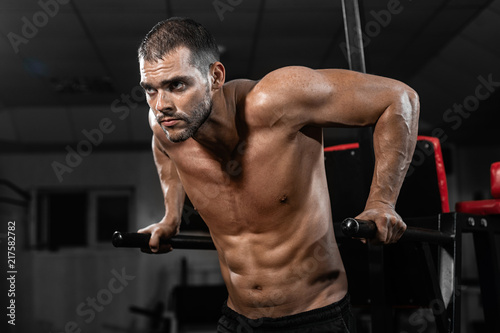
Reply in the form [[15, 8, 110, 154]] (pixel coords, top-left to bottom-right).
[[279, 194, 288, 204], [252, 284, 263, 291]]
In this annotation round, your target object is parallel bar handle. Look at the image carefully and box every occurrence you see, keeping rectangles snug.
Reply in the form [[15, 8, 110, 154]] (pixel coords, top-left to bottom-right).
[[112, 231, 216, 250], [341, 218, 377, 238], [341, 218, 454, 245]]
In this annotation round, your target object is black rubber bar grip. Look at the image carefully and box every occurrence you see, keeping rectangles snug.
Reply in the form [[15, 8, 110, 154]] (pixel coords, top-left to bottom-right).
[[112, 231, 216, 250], [341, 218, 454, 245]]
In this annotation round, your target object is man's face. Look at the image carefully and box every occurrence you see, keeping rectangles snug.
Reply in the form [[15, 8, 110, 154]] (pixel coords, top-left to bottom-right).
[[140, 47, 212, 143]]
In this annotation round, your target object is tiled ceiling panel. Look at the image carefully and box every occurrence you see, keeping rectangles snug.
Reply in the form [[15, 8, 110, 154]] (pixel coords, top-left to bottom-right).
[[0, 0, 499, 150]]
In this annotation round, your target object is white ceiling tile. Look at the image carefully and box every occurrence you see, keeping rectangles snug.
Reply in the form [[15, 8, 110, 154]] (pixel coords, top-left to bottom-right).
[[0, 0, 498, 148]]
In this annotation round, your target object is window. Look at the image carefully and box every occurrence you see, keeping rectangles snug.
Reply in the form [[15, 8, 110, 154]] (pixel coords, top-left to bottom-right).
[[36, 188, 133, 250], [38, 191, 88, 249], [96, 195, 130, 242]]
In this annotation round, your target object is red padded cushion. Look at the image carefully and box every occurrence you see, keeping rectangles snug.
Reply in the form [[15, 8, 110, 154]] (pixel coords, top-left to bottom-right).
[[455, 162, 500, 215], [491, 162, 500, 199], [418, 136, 450, 213], [455, 199, 500, 215]]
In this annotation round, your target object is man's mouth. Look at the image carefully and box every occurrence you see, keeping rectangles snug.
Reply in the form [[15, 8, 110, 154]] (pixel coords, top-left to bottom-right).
[[160, 118, 180, 127]]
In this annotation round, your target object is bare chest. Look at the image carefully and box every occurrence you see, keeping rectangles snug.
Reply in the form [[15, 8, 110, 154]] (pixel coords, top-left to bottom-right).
[[170, 132, 319, 233]]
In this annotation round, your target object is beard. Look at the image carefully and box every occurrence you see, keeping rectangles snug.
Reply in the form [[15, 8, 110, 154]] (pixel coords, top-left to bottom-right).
[[160, 90, 213, 143]]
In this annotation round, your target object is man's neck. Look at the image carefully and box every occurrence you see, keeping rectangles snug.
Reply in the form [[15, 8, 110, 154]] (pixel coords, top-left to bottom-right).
[[193, 87, 240, 159]]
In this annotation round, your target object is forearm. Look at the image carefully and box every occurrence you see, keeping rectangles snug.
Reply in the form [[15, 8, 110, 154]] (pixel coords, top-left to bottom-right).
[[152, 136, 185, 234], [367, 88, 419, 207], [159, 179, 185, 235]]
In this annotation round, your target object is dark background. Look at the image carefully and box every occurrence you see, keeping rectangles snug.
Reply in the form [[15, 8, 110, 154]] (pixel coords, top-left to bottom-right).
[[1, 0, 499, 332]]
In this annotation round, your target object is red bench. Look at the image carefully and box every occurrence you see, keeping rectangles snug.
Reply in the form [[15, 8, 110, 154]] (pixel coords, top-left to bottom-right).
[[456, 162, 500, 215]]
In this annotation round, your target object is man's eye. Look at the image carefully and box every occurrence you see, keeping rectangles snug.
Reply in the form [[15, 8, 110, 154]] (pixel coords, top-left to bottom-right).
[[145, 87, 156, 95], [171, 81, 185, 91]]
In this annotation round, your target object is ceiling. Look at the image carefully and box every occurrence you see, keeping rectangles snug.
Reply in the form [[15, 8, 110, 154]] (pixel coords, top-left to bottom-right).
[[0, 0, 499, 153]]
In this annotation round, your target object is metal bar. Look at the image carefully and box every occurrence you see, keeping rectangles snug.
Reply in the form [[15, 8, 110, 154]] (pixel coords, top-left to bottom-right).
[[246, 0, 266, 78], [340, 0, 366, 72], [441, 213, 461, 333], [341, 218, 454, 244], [112, 231, 216, 250], [343, 215, 458, 332], [341, 0, 375, 212], [420, 242, 449, 333], [367, 243, 392, 333], [472, 222, 500, 333]]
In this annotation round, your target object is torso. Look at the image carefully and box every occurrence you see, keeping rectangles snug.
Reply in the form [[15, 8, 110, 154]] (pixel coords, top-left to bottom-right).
[[152, 79, 348, 319]]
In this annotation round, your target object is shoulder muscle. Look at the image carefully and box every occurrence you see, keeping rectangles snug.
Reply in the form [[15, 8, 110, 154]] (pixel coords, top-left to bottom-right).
[[246, 66, 331, 129]]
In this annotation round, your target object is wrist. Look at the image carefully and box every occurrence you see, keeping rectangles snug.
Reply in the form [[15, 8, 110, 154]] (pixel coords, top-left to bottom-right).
[[159, 216, 181, 235], [364, 198, 395, 210]]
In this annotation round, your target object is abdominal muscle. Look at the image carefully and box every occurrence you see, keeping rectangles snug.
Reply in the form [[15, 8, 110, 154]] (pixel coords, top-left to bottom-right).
[[210, 213, 348, 319]]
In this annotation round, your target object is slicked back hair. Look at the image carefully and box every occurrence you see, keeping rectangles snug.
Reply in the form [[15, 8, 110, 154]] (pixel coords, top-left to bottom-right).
[[138, 17, 219, 75]]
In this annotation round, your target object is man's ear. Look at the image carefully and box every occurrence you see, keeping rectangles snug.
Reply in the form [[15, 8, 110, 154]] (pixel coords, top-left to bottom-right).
[[210, 62, 225, 89]]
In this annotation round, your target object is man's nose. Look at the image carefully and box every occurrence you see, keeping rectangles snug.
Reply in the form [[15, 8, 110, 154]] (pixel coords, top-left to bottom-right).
[[155, 91, 174, 113]]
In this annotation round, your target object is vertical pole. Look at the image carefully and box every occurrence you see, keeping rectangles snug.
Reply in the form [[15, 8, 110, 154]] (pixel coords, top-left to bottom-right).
[[472, 221, 500, 333], [340, 0, 375, 191], [341, 1, 383, 332], [341, 0, 366, 73]]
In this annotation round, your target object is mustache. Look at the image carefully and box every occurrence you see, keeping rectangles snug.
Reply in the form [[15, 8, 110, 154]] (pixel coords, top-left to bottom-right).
[[156, 112, 189, 123]]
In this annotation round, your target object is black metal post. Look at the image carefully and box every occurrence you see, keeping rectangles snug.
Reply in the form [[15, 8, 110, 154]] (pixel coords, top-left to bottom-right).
[[341, 0, 375, 216], [341, 2, 382, 331], [470, 216, 500, 333], [341, 0, 366, 73]]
